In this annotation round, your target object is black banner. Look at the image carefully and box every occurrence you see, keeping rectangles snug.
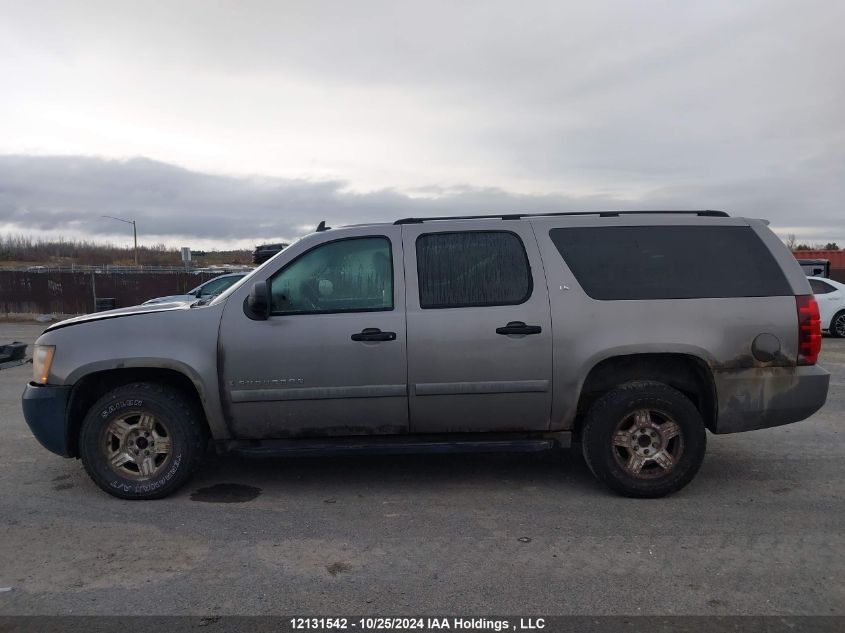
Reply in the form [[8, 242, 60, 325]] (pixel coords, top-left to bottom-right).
[[0, 616, 842, 633]]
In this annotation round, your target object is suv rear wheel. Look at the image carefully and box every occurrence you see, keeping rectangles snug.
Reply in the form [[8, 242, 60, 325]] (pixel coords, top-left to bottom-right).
[[79, 382, 207, 500], [581, 381, 706, 498]]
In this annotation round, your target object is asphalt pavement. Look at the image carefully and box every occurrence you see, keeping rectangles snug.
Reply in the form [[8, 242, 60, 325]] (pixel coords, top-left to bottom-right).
[[0, 321, 843, 615]]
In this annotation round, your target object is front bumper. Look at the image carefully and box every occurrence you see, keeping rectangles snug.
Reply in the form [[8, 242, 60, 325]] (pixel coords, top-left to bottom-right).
[[21, 383, 73, 456], [713, 364, 830, 434]]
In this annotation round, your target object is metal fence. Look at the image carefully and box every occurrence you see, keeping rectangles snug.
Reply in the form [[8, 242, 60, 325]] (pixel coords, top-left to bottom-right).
[[13, 265, 251, 274], [0, 270, 226, 315]]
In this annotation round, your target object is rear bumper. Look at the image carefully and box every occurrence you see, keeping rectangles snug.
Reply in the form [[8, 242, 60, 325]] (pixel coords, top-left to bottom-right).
[[21, 383, 72, 456], [713, 364, 830, 434]]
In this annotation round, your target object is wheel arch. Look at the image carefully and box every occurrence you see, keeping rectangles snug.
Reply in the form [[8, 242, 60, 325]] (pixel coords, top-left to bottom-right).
[[65, 365, 212, 458], [575, 353, 717, 436]]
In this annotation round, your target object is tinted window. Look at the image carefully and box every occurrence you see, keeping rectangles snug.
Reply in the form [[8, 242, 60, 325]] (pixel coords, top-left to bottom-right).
[[269, 237, 393, 314], [197, 275, 242, 297], [416, 231, 531, 308], [810, 279, 836, 294], [549, 226, 791, 300]]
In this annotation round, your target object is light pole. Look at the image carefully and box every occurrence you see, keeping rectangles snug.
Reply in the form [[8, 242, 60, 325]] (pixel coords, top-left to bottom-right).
[[102, 215, 138, 267]]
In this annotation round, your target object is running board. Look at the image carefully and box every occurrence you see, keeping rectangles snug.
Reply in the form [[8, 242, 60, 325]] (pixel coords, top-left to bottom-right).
[[220, 432, 570, 458]]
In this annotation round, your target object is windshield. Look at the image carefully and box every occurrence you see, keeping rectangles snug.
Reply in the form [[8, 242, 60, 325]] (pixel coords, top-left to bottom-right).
[[208, 239, 299, 306]]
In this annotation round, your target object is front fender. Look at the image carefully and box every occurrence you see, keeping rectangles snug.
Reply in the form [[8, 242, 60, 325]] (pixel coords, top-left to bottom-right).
[[35, 304, 230, 440]]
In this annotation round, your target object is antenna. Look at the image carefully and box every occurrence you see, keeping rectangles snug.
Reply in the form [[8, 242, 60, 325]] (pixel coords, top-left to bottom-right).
[[316, 220, 331, 232]]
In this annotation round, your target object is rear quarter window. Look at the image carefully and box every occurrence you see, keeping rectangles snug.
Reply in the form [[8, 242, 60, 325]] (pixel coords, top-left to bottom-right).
[[549, 225, 791, 300], [810, 279, 836, 294]]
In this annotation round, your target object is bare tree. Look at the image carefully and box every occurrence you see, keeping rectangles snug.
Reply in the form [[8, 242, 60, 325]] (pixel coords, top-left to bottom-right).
[[785, 233, 797, 250]]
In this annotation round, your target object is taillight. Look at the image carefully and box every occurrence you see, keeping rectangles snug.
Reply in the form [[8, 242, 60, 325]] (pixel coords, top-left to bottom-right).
[[796, 295, 821, 365]]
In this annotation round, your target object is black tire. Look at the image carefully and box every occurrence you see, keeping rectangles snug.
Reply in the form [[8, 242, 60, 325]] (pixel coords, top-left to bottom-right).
[[79, 382, 207, 500], [830, 311, 845, 338], [581, 381, 706, 498]]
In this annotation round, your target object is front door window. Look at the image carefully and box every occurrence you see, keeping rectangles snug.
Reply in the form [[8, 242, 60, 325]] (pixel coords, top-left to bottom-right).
[[269, 237, 393, 315]]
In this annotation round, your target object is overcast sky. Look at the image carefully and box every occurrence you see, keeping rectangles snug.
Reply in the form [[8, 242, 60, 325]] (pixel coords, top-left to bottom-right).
[[1, 0, 843, 249]]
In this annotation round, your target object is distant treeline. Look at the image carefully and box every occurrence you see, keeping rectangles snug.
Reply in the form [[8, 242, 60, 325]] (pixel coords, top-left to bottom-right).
[[784, 234, 840, 251], [793, 243, 840, 251], [0, 235, 252, 267]]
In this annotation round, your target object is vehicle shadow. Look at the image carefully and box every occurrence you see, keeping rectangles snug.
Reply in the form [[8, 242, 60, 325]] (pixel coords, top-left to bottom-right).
[[179, 434, 826, 503], [186, 446, 605, 498]]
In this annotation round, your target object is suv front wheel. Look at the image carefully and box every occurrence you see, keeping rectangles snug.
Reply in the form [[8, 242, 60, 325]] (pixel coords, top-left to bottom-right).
[[79, 382, 207, 500], [581, 381, 707, 498]]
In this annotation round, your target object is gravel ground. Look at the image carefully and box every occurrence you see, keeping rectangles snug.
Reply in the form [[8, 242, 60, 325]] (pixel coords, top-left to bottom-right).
[[0, 321, 843, 615]]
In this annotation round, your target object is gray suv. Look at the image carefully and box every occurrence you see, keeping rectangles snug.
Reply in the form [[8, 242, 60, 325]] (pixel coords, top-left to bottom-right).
[[22, 211, 830, 499]]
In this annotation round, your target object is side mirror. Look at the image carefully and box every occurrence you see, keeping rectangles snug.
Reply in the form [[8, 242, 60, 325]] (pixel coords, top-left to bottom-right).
[[246, 281, 270, 320]]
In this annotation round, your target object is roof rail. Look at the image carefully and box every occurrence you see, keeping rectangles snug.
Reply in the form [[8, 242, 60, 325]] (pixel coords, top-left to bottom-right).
[[394, 210, 729, 224]]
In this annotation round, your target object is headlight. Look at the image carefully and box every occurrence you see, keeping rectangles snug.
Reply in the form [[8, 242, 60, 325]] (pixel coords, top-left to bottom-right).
[[32, 345, 56, 385]]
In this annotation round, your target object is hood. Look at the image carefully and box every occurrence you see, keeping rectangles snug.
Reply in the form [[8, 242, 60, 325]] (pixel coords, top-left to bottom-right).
[[46, 302, 193, 331]]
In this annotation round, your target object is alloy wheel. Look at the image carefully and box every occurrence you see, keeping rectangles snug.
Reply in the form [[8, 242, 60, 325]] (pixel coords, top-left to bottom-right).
[[101, 413, 172, 479], [611, 409, 685, 478], [834, 314, 845, 337]]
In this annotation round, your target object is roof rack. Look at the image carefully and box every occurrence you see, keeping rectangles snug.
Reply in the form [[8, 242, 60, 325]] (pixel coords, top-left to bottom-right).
[[394, 210, 729, 224]]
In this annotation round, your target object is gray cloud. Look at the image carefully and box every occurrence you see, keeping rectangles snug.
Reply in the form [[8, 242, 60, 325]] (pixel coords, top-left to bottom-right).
[[1, 1, 843, 247], [0, 154, 842, 247]]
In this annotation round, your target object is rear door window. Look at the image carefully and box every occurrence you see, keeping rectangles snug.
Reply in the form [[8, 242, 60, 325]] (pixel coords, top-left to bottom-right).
[[549, 225, 791, 300], [810, 279, 836, 294], [416, 231, 532, 308]]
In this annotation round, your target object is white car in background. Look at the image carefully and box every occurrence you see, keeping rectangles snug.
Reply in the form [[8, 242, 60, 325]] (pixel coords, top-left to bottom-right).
[[809, 276, 845, 338], [142, 272, 248, 306]]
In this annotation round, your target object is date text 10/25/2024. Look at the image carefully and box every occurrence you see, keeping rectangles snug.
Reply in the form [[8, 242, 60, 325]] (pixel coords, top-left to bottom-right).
[[290, 618, 546, 631]]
